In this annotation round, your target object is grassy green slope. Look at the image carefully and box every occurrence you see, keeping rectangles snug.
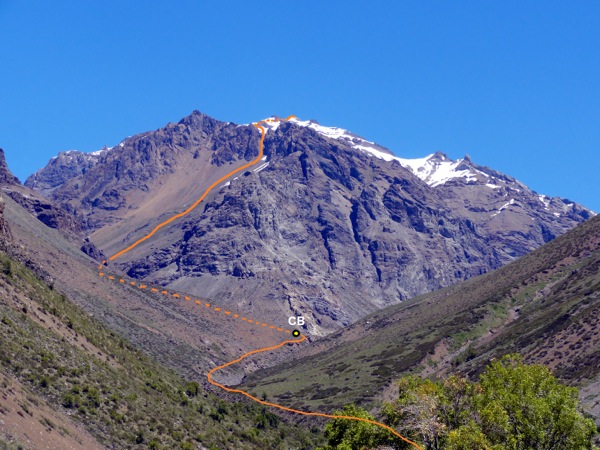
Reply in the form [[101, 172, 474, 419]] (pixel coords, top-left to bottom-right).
[[0, 251, 323, 450], [245, 215, 600, 416]]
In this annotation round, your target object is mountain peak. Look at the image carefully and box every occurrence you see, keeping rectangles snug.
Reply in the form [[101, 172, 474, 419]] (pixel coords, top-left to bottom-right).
[[178, 110, 223, 129], [264, 118, 482, 188], [432, 151, 449, 159], [428, 151, 451, 162]]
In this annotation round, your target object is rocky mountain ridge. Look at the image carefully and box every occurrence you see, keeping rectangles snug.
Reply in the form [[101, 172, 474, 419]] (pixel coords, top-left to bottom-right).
[[0, 147, 104, 261], [25, 112, 595, 334]]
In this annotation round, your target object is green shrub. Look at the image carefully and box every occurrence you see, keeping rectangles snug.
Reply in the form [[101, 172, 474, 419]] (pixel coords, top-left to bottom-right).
[[39, 376, 50, 388], [185, 381, 199, 397], [2, 259, 13, 276], [324, 354, 598, 449]]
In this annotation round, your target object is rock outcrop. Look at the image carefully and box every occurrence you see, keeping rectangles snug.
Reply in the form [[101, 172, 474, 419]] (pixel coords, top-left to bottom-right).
[[0, 196, 12, 249], [1, 147, 104, 261]]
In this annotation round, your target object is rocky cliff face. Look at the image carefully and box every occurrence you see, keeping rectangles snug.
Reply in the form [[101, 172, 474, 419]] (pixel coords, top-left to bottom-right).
[[0, 148, 20, 186], [0, 147, 104, 260], [404, 152, 593, 263], [3, 188, 82, 233], [0, 196, 12, 249], [25, 111, 259, 231], [25, 112, 595, 334]]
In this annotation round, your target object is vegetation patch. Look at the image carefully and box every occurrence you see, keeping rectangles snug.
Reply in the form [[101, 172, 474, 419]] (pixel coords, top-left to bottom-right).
[[0, 252, 323, 449]]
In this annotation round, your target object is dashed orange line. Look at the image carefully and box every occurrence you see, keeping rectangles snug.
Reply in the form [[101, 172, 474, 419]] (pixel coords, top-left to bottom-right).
[[97, 270, 290, 333], [207, 336, 422, 450]]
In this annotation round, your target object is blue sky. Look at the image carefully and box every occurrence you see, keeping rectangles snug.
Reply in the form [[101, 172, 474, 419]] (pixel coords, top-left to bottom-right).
[[1, 1, 598, 211]]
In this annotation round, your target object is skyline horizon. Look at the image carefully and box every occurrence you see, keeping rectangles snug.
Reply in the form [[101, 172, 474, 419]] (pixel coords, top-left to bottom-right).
[[7, 108, 597, 213], [1, 2, 598, 211]]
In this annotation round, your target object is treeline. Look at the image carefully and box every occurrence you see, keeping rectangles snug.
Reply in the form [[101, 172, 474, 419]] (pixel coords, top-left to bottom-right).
[[319, 354, 597, 450]]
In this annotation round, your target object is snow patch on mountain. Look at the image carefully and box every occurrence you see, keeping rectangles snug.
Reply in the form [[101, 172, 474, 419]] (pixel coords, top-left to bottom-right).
[[261, 119, 283, 132], [399, 154, 480, 187], [260, 117, 595, 219], [491, 198, 516, 217], [253, 162, 270, 173], [90, 146, 112, 156], [281, 118, 481, 187], [50, 143, 121, 163]]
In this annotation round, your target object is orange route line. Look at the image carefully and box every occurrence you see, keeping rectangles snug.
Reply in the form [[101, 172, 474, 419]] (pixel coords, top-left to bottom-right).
[[97, 115, 421, 446], [108, 116, 296, 262], [207, 336, 423, 450], [98, 117, 297, 336]]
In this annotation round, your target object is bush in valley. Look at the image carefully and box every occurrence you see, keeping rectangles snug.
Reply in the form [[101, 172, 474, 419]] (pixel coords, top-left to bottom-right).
[[320, 354, 597, 450], [185, 381, 199, 397], [318, 403, 395, 450], [255, 408, 280, 430], [1, 258, 12, 276]]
